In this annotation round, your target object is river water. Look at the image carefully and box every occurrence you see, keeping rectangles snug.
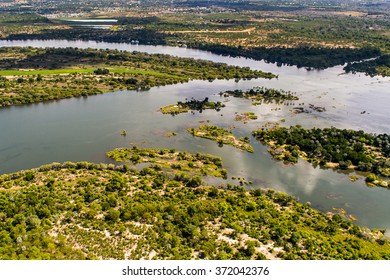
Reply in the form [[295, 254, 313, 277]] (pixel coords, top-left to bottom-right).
[[0, 39, 389, 233]]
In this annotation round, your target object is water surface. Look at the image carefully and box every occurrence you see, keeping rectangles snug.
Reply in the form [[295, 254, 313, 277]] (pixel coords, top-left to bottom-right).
[[0, 39, 389, 234]]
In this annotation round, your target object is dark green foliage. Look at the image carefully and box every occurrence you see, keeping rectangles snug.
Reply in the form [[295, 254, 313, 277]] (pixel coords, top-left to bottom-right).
[[94, 68, 110, 75], [190, 43, 381, 70], [344, 55, 390, 77], [163, 97, 225, 115], [222, 86, 298, 103], [186, 176, 202, 188], [0, 161, 390, 260], [253, 126, 390, 183], [24, 171, 35, 181]]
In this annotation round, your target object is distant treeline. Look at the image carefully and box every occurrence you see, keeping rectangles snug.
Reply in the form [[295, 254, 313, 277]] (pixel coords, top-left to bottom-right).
[[4, 25, 382, 71], [188, 43, 382, 70], [344, 54, 390, 77], [6, 27, 172, 46]]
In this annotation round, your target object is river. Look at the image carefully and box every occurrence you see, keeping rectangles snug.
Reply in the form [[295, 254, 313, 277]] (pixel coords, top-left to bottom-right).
[[0, 39, 389, 234]]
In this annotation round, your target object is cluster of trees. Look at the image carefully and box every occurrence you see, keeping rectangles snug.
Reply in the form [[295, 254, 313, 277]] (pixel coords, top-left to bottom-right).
[[344, 55, 390, 77], [177, 97, 225, 112], [160, 97, 225, 115], [93, 68, 110, 75], [5, 25, 173, 46], [252, 126, 390, 181], [188, 125, 254, 153], [222, 86, 298, 103], [190, 43, 381, 70], [0, 158, 389, 260]]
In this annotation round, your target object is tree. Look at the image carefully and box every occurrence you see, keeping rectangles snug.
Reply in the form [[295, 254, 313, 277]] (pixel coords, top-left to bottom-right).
[[105, 209, 120, 222], [186, 176, 202, 188]]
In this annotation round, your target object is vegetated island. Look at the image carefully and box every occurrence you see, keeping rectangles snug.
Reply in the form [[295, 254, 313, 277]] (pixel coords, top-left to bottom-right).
[[0, 47, 275, 107], [252, 125, 390, 188], [235, 112, 258, 123], [160, 97, 225, 115], [164, 132, 177, 137], [187, 125, 254, 153], [106, 146, 227, 179], [221, 87, 299, 105], [0, 156, 389, 260]]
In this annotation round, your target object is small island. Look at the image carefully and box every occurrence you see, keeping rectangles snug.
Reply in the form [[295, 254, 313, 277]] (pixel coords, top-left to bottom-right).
[[187, 125, 254, 153], [252, 125, 390, 188], [221, 86, 299, 104], [235, 112, 258, 123], [106, 146, 228, 179], [164, 132, 177, 137], [160, 97, 225, 115]]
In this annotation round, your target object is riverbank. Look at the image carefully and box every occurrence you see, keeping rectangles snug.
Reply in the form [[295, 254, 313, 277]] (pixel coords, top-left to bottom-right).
[[0, 47, 274, 107]]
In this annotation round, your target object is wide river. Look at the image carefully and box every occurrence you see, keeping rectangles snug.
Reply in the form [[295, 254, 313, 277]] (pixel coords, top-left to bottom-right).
[[0, 39, 389, 234]]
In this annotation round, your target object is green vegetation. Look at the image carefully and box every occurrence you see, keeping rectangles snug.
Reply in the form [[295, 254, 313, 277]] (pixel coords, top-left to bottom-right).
[[188, 125, 254, 153], [164, 132, 177, 137], [252, 125, 390, 188], [0, 47, 274, 107], [0, 13, 53, 39], [193, 44, 381, 70], [160, 97, 225, 115], [222, 87, 299, 105], [2, 6, 390, 75], [344, 55, 390, 77], [1, 0, 390, 261], [106, 147, 227, 179], [235, 112, 258, 123], [0, 159, 389, 260]]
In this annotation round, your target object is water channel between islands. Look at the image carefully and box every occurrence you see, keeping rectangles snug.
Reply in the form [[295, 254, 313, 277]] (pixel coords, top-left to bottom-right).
[[0, 39, 389, 234]]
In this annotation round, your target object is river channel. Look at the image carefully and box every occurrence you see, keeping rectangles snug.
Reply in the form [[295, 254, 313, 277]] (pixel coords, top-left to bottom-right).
[[0, 39, 389, 234]]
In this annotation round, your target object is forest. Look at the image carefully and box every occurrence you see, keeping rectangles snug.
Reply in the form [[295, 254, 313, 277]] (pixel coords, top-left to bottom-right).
[[0, 151, 389, 260], [252, 125, 390, 188], [1, 5, 390, 75]]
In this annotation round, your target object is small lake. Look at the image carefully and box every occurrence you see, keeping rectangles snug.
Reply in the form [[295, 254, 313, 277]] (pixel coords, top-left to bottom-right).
[[0, 39, 389, 234]]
